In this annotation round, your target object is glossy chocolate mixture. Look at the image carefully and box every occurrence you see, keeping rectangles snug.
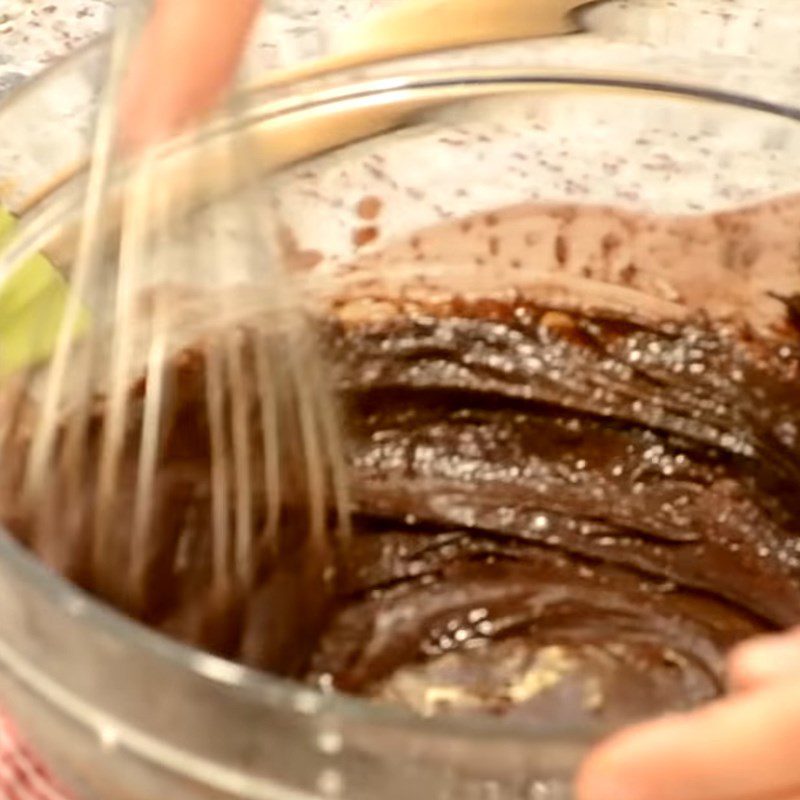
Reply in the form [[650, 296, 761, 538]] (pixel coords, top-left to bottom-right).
[[2, 300, 800, 722], [4, 284, 800, 729], [315, 298, 800, 725]]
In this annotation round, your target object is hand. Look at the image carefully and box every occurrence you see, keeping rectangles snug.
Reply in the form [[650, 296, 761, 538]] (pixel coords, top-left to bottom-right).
[[118, 0, 261, 151], [577, 627, 800, 800]]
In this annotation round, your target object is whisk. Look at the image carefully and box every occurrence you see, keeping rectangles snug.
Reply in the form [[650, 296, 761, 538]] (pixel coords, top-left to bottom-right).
[[0, 2, 350, 663]]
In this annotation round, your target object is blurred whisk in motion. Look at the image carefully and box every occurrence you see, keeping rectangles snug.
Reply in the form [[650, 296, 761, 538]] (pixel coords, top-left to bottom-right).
[[0, 1, 350, 644]]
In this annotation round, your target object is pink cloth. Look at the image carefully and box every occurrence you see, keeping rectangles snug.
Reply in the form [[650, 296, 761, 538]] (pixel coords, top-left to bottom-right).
[[0, 713, 70, 800]]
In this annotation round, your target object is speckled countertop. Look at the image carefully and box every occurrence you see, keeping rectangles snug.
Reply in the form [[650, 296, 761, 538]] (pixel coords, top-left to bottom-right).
[[2, 1, 800, 227], [2, 0, 800, 94]]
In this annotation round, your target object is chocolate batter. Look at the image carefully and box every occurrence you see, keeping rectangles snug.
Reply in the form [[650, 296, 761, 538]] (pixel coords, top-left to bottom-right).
[[314, 298, 800, 726], [3, 271, 800, 730]]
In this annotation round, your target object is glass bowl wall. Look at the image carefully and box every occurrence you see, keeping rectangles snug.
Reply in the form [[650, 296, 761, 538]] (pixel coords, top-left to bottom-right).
[[1, 44, 800, 800]]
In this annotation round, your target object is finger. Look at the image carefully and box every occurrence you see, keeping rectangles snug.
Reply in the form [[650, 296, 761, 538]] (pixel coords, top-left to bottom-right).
[[728, 627, 800, 693], [118, 0, 261, 151], [575, 679, 800, 800]]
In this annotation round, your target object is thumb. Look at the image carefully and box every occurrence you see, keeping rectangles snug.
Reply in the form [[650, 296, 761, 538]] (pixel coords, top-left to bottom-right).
[[118, 0, 261, 152], [727, 626, 800, 693]]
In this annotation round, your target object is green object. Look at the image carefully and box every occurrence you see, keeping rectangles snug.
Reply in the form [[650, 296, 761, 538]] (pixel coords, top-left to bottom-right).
[[0, 207, 89, 377]]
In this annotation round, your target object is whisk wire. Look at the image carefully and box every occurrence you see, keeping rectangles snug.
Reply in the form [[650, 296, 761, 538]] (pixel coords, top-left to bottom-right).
[[130, 153, 176, 592], [1, 0, 353, 634]]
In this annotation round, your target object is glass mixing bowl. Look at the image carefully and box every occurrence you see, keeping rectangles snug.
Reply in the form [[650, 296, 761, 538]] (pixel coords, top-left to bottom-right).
[[2, 38, 800, 800]]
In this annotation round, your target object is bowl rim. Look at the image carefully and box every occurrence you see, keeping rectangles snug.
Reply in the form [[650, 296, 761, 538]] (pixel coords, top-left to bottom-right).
[[2, 41, 800, 759]]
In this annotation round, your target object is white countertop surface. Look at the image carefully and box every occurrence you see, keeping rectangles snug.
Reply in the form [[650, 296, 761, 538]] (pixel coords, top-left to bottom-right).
[[2, 0, 800, 96], [2, 1, 800, 232]]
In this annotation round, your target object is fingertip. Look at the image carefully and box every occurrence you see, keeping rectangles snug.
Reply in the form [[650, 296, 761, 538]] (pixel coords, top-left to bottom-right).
[[575, 747, 629, 800], [727, 637, 766, 691], [575, 714, 703, 800], [574, 726, 657, 800], [117, 0, 262, 153], [727, 628, 800, 692], [580, 682, 800, 800]]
